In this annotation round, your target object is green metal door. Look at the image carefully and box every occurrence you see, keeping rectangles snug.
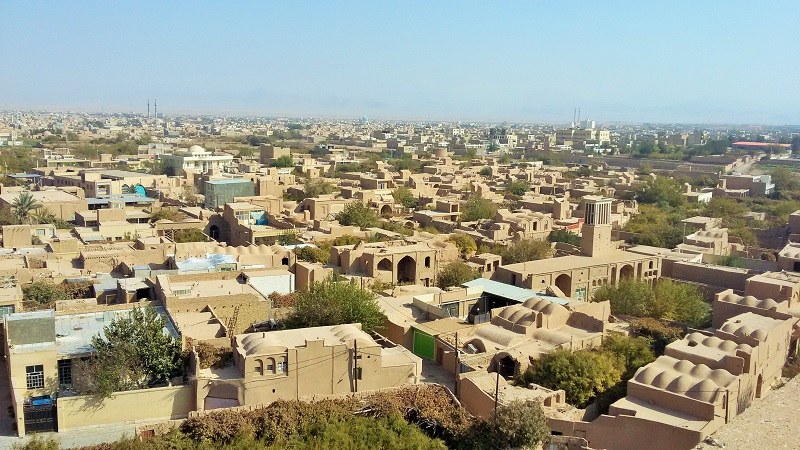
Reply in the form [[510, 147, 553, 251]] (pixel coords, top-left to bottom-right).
[[412, 329, 435, 360]]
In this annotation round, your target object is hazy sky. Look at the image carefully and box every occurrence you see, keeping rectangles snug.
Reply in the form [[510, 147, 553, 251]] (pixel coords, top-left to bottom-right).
[[1, 1, 798, 124]]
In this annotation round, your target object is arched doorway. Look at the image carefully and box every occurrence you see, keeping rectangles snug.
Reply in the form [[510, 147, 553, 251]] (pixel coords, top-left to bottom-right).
[[397, 255, 416, 284], [204, 383, 239, 410], [620, 264, 634, 280], [555, 274, 572, 296], [611, 266, 617, 285], [377, 257, 392, 271], [209, 225, 220, 241], [380, 205, 392, 216], [497, 355, 516, 378]]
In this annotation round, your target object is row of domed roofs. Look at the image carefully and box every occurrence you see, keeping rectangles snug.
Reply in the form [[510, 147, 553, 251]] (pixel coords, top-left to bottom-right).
[[632, 356, 735, 403], [683, 332, 753, 354], [719, 293, 780, 310]]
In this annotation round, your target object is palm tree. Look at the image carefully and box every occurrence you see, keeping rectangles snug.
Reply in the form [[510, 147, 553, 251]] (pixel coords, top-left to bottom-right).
[[12, 192, 42, 224]]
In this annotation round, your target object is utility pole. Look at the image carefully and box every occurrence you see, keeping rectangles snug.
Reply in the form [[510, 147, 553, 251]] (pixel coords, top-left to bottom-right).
[[353, 339, 360, 393], [454, 332, 459, 396], [493, 371, 500, 420]]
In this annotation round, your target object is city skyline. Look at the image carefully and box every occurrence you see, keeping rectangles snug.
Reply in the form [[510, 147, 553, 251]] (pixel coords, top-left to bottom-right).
[[1, 1, 799, 124]]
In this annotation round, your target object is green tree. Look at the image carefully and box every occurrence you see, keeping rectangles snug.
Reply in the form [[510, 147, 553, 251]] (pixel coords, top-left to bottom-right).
[[592, 279, 710, 327], [237, 146, 255, 158], [270, 154, 294, 168], [437, 261, 479, 289], [336, 202, 379, 228], [548, 229, 581, 246], [461, 194, 498, 222], [601, 334, 655, 378], [489, 400, 550, 450], [22, 280, 70, 309], [635, 177, 687, 208], [704, 197, 746, 218], [284, 278, 384, 332], [331, 235, 363, 246], [173, 228, 207, 243], [447, 233, 477, 256], [479, 167, 492, 176], [289, 178, 336, 201], [81, 307, 183, 397], [277, 230, 302, 245], [391, 186, 418, 209], [506, 180, 530, 197], [495, 238, 553, 264], [294, 245, 329, 264], [520, 349, 624, 406], [150, 208, 184, 222], [770, 166, 800, 194], [12, 191, 42, 224]]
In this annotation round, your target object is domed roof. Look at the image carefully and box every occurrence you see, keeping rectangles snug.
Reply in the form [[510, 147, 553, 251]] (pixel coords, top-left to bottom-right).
[[188, 144, 205, 153], [667, 374, 694, 393], [674, 360, 694, 373], [686, 379, 719, 403], [652, 371, 674, 389], [690, 363, 711, 378], [634, 365, 660, 385]]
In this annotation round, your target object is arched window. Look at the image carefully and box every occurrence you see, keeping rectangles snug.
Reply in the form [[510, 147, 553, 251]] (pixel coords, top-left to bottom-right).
[[424, 256, 431, 268], [266, 357, 276, 374], [255, 359, 264, 376]]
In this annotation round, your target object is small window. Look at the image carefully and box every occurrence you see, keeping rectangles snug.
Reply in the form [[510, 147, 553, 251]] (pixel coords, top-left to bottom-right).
[[276, 361, 287, 373], [58, 359, 72, 388], [424, 256, 431, 268], [26, 365, 44, 390], [353, 367, 363, 380]]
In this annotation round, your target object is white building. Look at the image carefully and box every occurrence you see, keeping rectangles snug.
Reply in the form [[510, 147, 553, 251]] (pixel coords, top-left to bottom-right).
[[160, 145, 233, 175]]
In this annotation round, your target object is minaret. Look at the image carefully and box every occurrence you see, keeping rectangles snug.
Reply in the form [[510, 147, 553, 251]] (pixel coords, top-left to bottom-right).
[[147, 99, 150, 118], [154, 99, 158, 118], [581, 196, 614, 257]]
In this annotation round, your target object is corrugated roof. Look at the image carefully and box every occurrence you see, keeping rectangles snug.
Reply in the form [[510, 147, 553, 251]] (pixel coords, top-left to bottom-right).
[[462, 278, 570, 305]]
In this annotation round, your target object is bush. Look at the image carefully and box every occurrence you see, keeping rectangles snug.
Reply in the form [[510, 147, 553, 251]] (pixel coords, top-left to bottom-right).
[[150, 208, 184, 222], [336, 202, 379, 228], [283, 278, 384, 332], [520, 349, 624, 406], [270, 154, 294, 168], [601, 334, 655, 378], [447, 233, 477, 256], [331, 235, 363, 246], [189, 339, 234, 369], [392, 186, 418, 209], [492, 400, 549, 449], [592, 279, 710, 328], [494, 238, 553, 264], [635, 177, 687, 208], [173, 228, 207, 243], [22, 280, 71, 309], [506, 180, 530, 197], [294, 245, 328, 264], [548, 229, 581, 246], [437, 261, 479, 289], [629, 317, 684, 355], [461, 195, 498, 222]]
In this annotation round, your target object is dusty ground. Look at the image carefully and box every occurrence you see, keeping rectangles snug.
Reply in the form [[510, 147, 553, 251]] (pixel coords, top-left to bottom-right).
[[695, 376, 799, 449]]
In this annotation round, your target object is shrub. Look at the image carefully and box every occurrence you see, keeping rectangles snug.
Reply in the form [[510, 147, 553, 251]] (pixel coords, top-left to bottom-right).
[[437, 261, 479, 289], [629, 317, 684, 355], [331, 235, 362, 246], [548, 229, 581, 246], [520, 349, 624, 406], [494, 238, 553, 264], [593, 279, 710, 328], [294, 245, 328, 264], [336, 202, 379, 228], [461, 195, 498, 222], [173, 228, 207, 243], [447, 233, 477, 256], [283, 278, 383, 332]]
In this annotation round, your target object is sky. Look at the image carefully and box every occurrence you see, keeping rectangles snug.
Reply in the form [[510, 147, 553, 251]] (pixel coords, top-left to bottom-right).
[[1, 1, 799, 124]]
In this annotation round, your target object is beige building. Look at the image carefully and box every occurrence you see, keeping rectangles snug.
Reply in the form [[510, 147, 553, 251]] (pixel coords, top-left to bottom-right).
[[493, 197, 660, 300], [194, 323, 421, 411], [0, 189, 88, 221], [331, 240, 452, 287]]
